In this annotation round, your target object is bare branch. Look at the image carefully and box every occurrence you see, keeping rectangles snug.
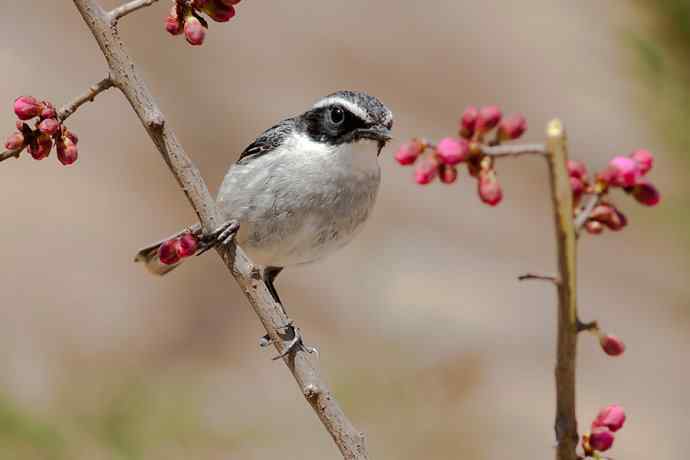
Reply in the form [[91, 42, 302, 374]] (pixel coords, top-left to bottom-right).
[[71, 1, 368, 458], [109, 0, 160, 23], [518, 273, 560, 284], [0, 76, 114, 163], [544, 120, 579, 460], [58, 77, 114, 121], [574, 194, 601, 235], [481, 143, 547, 158]]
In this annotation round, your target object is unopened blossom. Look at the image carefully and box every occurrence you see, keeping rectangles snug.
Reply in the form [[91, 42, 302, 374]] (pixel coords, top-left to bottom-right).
[[592, 404, 626, 432], [475, 105, 502, 134], [630, 149, 654, 175], [498, 114, 527, 140], [439, 164, 458, 184], [478, 168, 503, 206], [588, 427, 615, 452], [176, 233, 199, 257], [599, 334, 625, 356], [609, 156, 640, 187], [632, 180, 660, 206], [414, 157, 438, 185], [394, 140, 423, 165], [436, 137, 469, 166], [14, 96, 42, 120]]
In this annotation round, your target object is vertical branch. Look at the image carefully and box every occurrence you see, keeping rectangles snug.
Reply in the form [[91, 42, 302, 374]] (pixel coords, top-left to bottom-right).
[[71, 1, 368, 458], [545, 119, 579, 460]]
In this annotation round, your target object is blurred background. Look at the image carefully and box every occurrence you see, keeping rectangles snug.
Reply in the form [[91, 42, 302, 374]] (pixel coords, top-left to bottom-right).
[[0, 1, 687, 459]]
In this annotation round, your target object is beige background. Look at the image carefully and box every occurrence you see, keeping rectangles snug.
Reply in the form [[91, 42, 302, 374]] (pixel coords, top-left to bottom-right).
[[0, 1, 687, 459]]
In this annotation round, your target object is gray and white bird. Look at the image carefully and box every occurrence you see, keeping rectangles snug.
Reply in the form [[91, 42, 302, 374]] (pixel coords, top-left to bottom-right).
[[135, 90, 393, 355]]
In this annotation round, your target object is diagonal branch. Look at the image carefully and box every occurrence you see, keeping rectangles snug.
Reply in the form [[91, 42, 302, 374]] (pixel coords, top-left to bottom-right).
[[109, 0, 160, 23], [1, 76, 114, 162], [71, 1, 368, 458], [544, 120, 579, 460]]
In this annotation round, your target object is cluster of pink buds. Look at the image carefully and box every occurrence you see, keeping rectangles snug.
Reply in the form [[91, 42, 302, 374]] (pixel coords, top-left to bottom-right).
[[395, 105, 527, 206], [4, 96, 79, 165], [165, 0, 242, 46], [582, 405, 626, 457], [158, 231, 199, 265], [568, 149, 660, 235]]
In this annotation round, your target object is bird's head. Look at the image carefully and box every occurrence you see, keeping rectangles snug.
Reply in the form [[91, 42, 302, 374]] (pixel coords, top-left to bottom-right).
[[302, 90, 393, 155]]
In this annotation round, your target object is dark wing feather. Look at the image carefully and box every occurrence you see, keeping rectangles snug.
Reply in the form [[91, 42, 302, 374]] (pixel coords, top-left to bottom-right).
[[237, 118, 296, 163]]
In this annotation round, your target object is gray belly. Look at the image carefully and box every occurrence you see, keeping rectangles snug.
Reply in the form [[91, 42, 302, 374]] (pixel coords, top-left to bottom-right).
[[216, 149, 381, 267]]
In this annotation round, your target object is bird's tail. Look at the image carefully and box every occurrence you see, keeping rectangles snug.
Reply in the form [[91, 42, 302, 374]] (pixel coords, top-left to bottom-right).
[[134, 223, 202, 276]]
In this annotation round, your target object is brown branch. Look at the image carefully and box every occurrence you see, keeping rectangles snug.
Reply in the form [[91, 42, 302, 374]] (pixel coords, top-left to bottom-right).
[[0, 77, 114, 163], [481, 143, 547, 158], [518, 273, 560, 284], [71, 1, 368, 458], [544, 119, 579, 460], [108, 0, 160, 23]]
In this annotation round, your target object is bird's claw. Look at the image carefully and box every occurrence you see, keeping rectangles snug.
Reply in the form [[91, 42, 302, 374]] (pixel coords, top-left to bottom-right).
[[196, 220, 240, 256], [258, 321, 318, 360]]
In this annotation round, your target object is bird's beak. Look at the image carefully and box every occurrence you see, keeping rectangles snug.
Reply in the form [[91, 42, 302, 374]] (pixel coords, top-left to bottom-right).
[[355, 126, 392, 143]]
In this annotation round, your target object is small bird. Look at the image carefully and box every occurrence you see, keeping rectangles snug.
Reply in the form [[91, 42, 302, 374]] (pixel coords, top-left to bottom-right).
[[135, 90, 393, 357]]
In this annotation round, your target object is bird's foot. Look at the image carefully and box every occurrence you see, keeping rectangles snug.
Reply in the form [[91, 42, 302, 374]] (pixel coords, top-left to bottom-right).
[[196, 220, 240, 256], [259, 320, 318, 360]]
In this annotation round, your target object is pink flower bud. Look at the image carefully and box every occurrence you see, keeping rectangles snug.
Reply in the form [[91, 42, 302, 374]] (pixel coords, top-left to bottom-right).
[[475, 106, 502, 133], [478, 169, 503, 206], [414, 157, 438, 185], [460, 106, 479, 138], [567, 159, 588, 180], [184, 16, 206, 46], [4, 131, 25, 151], [38, 118, 60, 136], [439, 164, 458, 184], [632, 180, 660, 206], [498, 114, 527, 140], [589, 204, 626, 231], [203, 0, 236, 22], [176, 233, 199, 258], [159, 239, 181, 265], [14, 96, 42, 120], [56, 135, 78, 165], [570, 176, 584, 201], [599, 334, 625, 356], [40, 102, 57, 120], [630, 149, 653, 175], [589, 427, 615, 452], [436, 137, 469, 166], [64, 129, 78, 145], [394, 140, 423, 165], [585, 220, 603, 235], [592, 404, 626, 432], [165, 14, 183, 35], [609, 156, 640, 187], [28, 134, 52, 160]]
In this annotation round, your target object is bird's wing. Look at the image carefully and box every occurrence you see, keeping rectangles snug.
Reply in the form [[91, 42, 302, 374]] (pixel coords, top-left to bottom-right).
[[237, 118, 295, 163]]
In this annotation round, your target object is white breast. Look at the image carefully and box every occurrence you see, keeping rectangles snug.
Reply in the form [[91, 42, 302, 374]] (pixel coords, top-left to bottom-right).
[[217, 134, 381, 268]]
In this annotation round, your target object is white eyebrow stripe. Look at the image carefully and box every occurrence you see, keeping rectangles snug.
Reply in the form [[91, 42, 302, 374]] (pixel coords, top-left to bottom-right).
[[313, 97, 372, 123]]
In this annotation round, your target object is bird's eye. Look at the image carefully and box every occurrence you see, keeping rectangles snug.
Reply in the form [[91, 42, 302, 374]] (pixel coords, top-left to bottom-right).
[[329, 107, 345, 125]]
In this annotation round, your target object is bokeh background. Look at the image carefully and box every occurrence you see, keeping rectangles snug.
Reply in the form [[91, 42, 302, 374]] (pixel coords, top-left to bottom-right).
[[1, 1, 688, 459]]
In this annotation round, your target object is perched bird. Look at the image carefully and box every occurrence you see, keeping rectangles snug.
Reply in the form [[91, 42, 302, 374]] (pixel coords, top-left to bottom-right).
[[135, 90, 393, 356]]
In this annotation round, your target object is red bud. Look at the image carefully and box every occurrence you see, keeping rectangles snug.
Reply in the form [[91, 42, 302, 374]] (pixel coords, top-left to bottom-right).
[[28, 134, 52, 160], [631, 180, 660, 206], [38, 118, 60, 136], [570, 176, 584, 201], [592, 404, 626, 432], [56, 135, 78, 165], [567, 159, 588, 180], [414, 157, 438, 185], [609, 156, 640, 187], [476, 106, 502, 134], [599, 334, 625, 356], [439, 164, 458, 184], [588, 427, 615, 452], [14, 96, 42, 120], [498, 114, 527, 140], [436, 137, 469, 166], [184, 16, 206, 46], [460, 106, 479, 138], [176, 233, 199, 258], [40, 102, 57, 120], [203, 0, 236, 22], [4, 131, 25, 151], [394, 140, 423, 165], [478, 169, 503, 206], [585, 220, 604, 235], [159, 239, 181, 265], [630, 149, 653, 175]]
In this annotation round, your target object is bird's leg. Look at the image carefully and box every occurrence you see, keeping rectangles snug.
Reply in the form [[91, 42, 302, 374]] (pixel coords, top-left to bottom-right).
[[259, 267, 318, 359], [196, 220, 240, 256]]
